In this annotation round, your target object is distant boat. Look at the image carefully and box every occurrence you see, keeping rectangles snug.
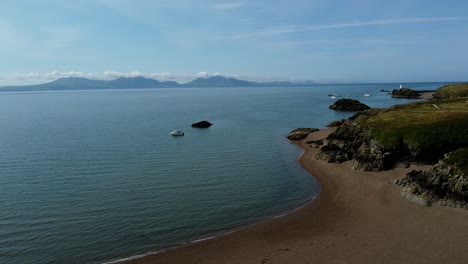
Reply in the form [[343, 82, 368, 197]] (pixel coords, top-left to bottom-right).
[[170, 130, 184, 136], [364, 94, 371, 97], [331, 96, 336, 99]]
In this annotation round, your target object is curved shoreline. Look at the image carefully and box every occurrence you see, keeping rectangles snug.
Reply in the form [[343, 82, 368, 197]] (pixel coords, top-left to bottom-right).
[[107, 140, 320, 264], [127, 128, 468, 264], [107, 193, 319, 264]]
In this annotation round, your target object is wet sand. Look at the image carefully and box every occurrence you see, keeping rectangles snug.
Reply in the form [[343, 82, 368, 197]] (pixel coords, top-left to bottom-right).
[[128, 128, 468, 264]]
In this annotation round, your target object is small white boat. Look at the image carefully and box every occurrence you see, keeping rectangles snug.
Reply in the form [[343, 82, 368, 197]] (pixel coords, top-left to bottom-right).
[[364, 94, 371, 97], [170, 130, 184, 136]]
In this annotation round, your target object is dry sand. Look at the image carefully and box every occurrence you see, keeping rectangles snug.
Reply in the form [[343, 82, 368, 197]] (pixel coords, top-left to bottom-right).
[[128, 128, 468, 264]]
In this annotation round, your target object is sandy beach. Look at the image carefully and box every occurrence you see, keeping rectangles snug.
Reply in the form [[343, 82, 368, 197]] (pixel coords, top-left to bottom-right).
[[129, 128, 468, 264], [420, 91, 435, 100]]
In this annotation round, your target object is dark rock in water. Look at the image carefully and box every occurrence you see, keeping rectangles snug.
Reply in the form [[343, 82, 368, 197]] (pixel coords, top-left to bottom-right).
[[329, 99, 370, 111], [287, 128, 319, 141], [191, 120, 213, 128]]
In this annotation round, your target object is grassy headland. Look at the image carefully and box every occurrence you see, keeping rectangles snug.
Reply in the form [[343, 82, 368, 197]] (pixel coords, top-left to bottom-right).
[[363, 98, 468, 161], [434, 83, 468, 99], [316, 83, 468, 207]]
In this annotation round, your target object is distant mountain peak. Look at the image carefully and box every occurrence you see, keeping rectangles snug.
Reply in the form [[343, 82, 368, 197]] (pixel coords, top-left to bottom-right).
[[183, 75, 257, 87], [114, 76, 150, 81]]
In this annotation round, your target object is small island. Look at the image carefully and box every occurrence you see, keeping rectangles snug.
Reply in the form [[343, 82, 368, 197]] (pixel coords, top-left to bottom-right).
[[329, 98, 371, 111], [391, 87, 421, 98]]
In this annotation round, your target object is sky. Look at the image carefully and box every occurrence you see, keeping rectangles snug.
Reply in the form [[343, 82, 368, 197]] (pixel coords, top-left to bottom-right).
[[1, 0, 468, 85]]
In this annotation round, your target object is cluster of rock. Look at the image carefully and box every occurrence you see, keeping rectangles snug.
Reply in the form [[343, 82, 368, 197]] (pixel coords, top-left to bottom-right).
[[306, 139, 324, 149], [286, 128, 319, 141], [329, 99, 370, 111], [395, 157, 468, 209], [315, 110, 403, 171]]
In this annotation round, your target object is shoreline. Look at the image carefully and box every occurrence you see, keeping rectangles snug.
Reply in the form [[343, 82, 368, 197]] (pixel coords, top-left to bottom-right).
[[126, 128, 468, 264], [106, 187, 319, 264]]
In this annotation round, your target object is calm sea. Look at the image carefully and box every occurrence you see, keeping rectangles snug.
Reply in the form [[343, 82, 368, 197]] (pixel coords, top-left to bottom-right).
[[0, 83, 446, 263]]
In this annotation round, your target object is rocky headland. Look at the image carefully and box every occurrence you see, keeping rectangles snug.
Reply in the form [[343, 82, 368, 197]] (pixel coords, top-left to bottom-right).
[[315, 83, 468, 207]]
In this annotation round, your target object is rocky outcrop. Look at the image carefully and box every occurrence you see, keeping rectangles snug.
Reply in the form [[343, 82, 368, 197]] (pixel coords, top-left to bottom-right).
[[326, 119, 345, 127], [329, 99, 370, 111], [395, 156, 468, 209], [315, 110, 411, 170], [306, 139, 324, 149], [191, 120, 213, 128], [287, 128, 319, 141]]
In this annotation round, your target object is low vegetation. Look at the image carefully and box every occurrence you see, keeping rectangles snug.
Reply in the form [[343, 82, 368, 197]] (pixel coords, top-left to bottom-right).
[[318, 98, 468, 169], [362, 98, 468, 162], [444, 147, 468, 175]]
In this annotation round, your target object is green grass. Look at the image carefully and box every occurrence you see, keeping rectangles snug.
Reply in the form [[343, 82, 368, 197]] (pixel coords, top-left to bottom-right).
[[434, 83, 468, 98], [361, 98, 468, 161]]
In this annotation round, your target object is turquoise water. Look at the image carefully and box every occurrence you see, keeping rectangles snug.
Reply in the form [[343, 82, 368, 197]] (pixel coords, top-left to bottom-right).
[[0, 83, 446, 263]]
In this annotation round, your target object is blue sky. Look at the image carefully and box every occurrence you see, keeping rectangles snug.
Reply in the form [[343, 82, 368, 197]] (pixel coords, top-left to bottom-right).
[[1, 0, 468, 85]]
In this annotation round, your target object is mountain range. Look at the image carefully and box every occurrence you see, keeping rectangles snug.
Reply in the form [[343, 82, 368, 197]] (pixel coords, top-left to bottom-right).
[[0, 76, 318, 92]]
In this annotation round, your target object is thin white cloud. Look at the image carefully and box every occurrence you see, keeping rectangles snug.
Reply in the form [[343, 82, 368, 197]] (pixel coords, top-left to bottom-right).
[[40, 26, 86, 48], [195, 72, 222, 78], [217, 17, 468, 39], [212, 2, 246, 10], [0, 19, 29, 51], [276, 39, 336, 47]]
